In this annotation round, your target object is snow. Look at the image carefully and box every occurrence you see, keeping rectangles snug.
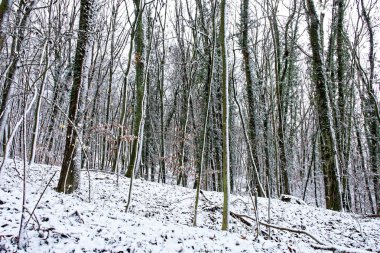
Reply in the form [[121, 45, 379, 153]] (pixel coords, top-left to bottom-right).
[[0, 160, 379, 252]]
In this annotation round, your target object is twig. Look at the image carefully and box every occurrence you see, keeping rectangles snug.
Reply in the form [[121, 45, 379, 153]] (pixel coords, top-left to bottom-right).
[[12, 159, 22, 179], [200, 190, 214, 204], [25, 171, 57, 227], [69, 210, 84, 224], [23, 207, 40, 230], [231, 197, 249, 207], [267, 175, 271, 238]]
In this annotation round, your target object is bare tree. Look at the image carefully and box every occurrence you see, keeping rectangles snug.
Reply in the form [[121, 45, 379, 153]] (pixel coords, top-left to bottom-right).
[[57, 0, 94, 193], [0, 0, 12, 51], [304, 0, 343, 211], [220, 0, 230, 231]]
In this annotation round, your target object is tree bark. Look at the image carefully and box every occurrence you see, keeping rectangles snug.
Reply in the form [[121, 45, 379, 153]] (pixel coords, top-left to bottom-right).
[[0, 0, 36, 155], [360, 0, 380, 215], [57, 0, 94, 193], [0, 0, 12, 51], [305, 0, 343, 211], [220, 0, 230, 231], [126, 0, 146, 178], [240, 0, 263, 197]]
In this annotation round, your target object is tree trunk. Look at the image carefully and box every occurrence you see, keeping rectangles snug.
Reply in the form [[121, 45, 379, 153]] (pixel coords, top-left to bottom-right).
[[240, 0, 263, 197], [220, 0, 230, 231], [29, 42, 49, 165], [158, 2, 168, 183], [305, 0, 343, 211], [0, 0, 35, 155], [126, 0, 145, 178], [194, 4, 216, 223], [0, 0, 12, 51], [57, 0, 94, 193], [360, 0, 380, 215]]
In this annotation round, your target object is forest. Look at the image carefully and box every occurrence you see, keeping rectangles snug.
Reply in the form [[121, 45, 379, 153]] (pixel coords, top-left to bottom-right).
[[0, 0, 379, 250]]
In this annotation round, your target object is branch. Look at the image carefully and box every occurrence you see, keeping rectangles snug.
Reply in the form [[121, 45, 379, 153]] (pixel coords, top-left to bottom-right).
[[311, 244, 371, 253], [25, 170, 57, 227], [200, 190, 214, 204], [229, 211, 371, 253], [258, 220, 325, 245]]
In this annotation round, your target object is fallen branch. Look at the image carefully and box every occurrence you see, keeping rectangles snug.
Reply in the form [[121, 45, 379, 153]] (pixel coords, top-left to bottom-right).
[[229, 211, 370, 253], [258, 219, 325, 245], [203, 205, 221, 212], [311, 244, 371, 253], [200, 190, 214, 204], [229, 211, 252, 227], [198, 191, 370, 253], [364, 214, 380, 218]]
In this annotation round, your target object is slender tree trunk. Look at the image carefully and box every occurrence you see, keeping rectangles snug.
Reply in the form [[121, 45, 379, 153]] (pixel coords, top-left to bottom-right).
[[126, 0, 146, 178], [220, 0, 230, 231], [44, 69, 66, 164], [57, 0, 94, 193], [360, 0, 380, 215], [355, 124, 375, 214], [303, 132, 317, 201], [240, 0, 263, 197], [267, 0, 294, 195], [111, 4, 140, 174], [29, 42, 49, 165], [194, 13, 216, 225], [158, 1, 167, 183], [177, 91, 191, 186], [101, 18, 115, 170], [232, 48, 266, 198]]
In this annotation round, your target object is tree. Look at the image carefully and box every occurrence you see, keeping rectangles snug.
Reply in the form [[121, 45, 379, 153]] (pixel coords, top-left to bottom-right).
[[0, 0, 36, 155], [0, 0, 12, 51], [359, 0, 380, 214], [304, 0, 343, 211], [239, 0, 264, 197], [193, 0, 217, 226], [173, 0, 192, 186], [57, 0, 94, 193], [0, 0, 379, 217], [220, 0, 230, 231], [334, 0, 352, 211], [125, 0, 145, 178], [111, 0, 139, 174], [157, 0, 168, 183]]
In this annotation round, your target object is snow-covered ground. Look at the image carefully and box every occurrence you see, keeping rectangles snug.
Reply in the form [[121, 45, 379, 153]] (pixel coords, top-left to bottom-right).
[[0, 161, 379, 252]]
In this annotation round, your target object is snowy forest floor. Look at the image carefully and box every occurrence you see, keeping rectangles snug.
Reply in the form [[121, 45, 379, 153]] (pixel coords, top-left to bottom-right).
[[0, 160, 379, 252]]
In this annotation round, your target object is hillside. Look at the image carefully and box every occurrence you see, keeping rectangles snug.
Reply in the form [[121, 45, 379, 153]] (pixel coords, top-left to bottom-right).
[[0, 161, 379, 252]]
